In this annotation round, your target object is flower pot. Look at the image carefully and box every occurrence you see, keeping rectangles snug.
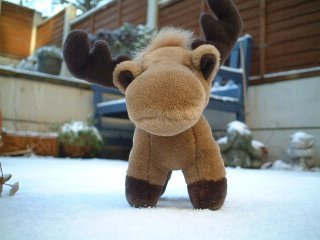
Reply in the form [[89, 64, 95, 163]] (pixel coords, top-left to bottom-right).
[[38, 55, 62, 75], [62, 144, 92, 158]]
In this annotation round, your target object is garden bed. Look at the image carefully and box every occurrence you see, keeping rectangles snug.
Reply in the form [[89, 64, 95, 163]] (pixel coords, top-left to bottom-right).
[[0, 130, 58, 156]]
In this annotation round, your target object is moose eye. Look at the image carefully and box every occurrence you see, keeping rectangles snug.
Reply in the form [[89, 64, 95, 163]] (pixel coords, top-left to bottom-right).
[[118, 70, 135, 89], [200, 53, 216, 80]]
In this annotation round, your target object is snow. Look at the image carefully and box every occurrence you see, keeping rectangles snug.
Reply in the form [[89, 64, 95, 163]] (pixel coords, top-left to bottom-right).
[[3, 129, 58, 138], [0, 156, 319, 240], [212, 80, 238, 92], [61, 121, 102, 141], [261, 160, 293, 170], [289, 132, 315, 149], [251, 139, 265, 150], [217, 136, 228, 144], [227, 121, 252, 136], [0, 65, 89, 85], [249, 66, 320, 81], [210, 94, 239, 102]]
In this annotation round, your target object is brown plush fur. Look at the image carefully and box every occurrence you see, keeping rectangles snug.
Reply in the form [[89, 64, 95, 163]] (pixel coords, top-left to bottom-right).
[[115, 28, 227, 210], [63, 0, 243, 210]]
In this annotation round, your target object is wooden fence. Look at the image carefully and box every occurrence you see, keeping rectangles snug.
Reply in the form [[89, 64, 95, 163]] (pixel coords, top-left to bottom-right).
[[71, 0, 147, 32], [0, 0, 319, 78], [234, 0, 320, 76], [158, 0, 203, 35], [0, 2, 35, 58], [36, 9, 65, 48], [158, 0, 320, 77]]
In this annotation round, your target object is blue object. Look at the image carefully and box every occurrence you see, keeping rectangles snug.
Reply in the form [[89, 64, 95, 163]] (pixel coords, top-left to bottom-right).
[[92, 35, 253, 132], [208, 34, 253, 122]]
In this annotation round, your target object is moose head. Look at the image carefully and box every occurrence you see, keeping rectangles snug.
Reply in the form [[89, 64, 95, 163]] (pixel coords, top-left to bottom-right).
[[63, 0, 242, 210]]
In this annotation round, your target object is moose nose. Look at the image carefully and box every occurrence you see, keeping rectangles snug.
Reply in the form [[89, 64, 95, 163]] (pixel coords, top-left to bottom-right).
[[125, 63, 206, 136]]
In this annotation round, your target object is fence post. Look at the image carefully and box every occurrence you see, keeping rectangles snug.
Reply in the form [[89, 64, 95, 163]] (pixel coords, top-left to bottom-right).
[[259, 0, 266, 78], [29, 11, 42, 55], [60, 4, 77, 76], [62, 5, 77, 43], [147, 0, 158, 29]]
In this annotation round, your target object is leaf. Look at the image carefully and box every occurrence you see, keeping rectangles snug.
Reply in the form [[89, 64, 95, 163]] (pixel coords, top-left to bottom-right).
[[0, 174, 12, 184], [9, 182, 19, 196]]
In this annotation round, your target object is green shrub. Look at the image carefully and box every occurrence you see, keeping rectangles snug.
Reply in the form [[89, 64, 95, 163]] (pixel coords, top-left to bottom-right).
[[58, 121, 103, 157]]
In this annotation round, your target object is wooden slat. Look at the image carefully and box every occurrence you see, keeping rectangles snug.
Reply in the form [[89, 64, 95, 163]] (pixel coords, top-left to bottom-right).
[[266, 51, 320, 73], [267, 36, 320, 58], [267, 0, 320, 23], [267, 21, 320, 45], [267, 10, 320, 33], [267, 0, 311, 12]]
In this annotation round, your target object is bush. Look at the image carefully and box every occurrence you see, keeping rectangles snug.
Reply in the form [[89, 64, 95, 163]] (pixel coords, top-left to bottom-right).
[[89, 23, 154, 58], [58, 121, 103, 158]]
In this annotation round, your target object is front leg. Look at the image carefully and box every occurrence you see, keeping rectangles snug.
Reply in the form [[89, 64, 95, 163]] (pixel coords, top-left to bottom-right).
[[183, 116, 227, 210], [126, 128, 169, 208], [125, 176, 163, 208]]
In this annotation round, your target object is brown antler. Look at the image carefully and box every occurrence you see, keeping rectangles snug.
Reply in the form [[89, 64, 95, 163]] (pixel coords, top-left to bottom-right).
[[63, 30, 130, 87], [192, 0, 243, 64]]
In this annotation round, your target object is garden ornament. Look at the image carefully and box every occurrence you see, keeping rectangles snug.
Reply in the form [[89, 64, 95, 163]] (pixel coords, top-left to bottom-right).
[[63, 0, 243, 210], [287, 132, 315, 169], [217, 121, 267, 168]]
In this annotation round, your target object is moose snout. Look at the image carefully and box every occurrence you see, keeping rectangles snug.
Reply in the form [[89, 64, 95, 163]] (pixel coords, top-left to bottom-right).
[[126, 63, 206, 136]]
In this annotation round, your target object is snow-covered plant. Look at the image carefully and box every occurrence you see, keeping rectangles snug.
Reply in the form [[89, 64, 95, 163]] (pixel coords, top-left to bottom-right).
[[58, 121, 103, 156], [16, 45, 62, 72], [89, 23, 154, 58], [0, 162, 19, 197], [36, 46, 62, 59]]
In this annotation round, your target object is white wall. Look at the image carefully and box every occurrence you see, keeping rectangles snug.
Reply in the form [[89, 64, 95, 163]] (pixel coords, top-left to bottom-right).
[[247, 76, 320, 166], [0, 75, 93, 132], [205, 76, 320, 166]]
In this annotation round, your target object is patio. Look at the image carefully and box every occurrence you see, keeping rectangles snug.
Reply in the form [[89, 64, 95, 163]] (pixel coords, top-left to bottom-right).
[[1, 156, 319, 240]]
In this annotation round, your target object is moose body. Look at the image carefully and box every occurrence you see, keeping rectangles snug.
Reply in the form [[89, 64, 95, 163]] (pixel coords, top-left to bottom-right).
[[63, 0, 243, 210], [127, 115, 226, 209]]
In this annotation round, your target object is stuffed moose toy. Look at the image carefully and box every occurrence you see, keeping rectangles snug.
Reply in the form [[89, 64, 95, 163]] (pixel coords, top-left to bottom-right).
[[63, 0, 243, 210]]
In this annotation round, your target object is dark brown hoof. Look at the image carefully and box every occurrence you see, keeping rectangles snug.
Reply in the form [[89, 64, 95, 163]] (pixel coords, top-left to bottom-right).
[[187, 178, 227, 210], [125, 175, 162, 208]]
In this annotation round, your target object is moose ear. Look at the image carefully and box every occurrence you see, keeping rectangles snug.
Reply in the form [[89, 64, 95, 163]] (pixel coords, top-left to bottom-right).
[[191, 44, 221, 81], [113, 61, 143, 93]]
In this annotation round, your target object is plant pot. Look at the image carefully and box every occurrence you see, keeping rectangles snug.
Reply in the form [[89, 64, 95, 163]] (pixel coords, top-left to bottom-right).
[[62, 144, 92, 158], [38, 55, 62, 75]]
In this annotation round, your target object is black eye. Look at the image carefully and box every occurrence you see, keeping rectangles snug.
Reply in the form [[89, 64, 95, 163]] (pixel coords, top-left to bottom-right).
[[118, 70, 134, 89], [200, 53, 216, 80]]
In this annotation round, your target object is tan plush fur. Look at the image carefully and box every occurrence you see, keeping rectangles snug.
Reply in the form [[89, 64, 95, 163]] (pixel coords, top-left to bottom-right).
[[63, 0, 243, 209], [113, 28, 225, 185]]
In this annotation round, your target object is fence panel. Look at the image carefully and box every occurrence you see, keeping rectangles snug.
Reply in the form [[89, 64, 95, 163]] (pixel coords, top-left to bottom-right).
[[265, 0, 320, 73], [36, 10, 65, 48], [0, 2, 34, 58], [158, 0, 202, 35], [71, 0, 147, 33]]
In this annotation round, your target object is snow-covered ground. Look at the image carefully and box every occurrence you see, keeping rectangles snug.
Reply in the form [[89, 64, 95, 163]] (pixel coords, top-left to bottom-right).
[[0, 156, 319, 240]]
